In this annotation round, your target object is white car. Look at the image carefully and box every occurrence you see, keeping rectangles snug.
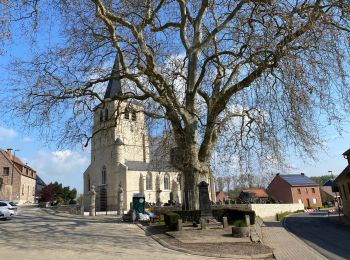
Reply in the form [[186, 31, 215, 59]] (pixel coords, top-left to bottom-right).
[[0, 201, 17, 218]]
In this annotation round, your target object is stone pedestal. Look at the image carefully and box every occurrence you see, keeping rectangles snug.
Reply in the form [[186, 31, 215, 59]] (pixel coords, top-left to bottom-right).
[[198, 181, 213, 219], [117, 182, 124, 215]]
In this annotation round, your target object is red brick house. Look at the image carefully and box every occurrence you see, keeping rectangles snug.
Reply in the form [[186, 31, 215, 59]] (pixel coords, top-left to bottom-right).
[[216, 191, 229, 203], [335, 149, 350, 217], [267, 173, 322, 208], [239, 188, 269, 203]]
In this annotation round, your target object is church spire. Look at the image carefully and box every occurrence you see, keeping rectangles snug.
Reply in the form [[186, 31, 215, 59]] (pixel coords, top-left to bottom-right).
[[104, 54, 122, 99]]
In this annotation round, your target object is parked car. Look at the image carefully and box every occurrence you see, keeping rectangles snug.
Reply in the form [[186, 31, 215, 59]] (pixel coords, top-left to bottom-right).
[[0, 200, 17, 217]]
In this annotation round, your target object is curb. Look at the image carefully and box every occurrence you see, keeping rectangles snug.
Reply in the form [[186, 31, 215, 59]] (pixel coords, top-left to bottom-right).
[[136, 223, 273, 259]]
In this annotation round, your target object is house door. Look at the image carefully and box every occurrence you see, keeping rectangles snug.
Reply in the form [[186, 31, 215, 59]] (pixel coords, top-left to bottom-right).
[[306, 198, 310, 208], [100, 188, 107, 211]]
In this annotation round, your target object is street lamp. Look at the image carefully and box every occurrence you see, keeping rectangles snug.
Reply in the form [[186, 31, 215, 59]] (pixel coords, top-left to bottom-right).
[[328, 170, 333, 179]]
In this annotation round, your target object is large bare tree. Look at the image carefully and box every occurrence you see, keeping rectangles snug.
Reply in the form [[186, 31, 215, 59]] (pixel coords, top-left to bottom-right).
[[5, 0, 350, 209]]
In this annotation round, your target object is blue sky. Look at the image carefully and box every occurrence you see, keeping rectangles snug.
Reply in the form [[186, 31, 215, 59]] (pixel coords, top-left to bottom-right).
[[1, 11, 350, 194]]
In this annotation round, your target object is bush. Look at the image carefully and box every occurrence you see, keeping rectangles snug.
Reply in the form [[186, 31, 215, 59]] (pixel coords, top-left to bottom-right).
[[234, 219, 247, 227], [213, 208, 255, 225], [276, 211, 291, 221], [164, 212, 180, 230], [170, 208, 255, 225], [173, 210, 201, 223]]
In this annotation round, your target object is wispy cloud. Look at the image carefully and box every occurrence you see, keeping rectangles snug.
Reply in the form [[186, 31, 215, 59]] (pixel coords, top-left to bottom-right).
[[0, 126, 17, 140], [25, 149, 90, 192]]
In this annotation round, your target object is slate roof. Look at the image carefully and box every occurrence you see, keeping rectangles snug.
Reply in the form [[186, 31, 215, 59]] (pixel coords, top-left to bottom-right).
[[323, 179, 334, 186], [104, 55, 122, 99], [279, 174, 317, 187], [125, 160, 177, 172], [36, 174, 46, 186]]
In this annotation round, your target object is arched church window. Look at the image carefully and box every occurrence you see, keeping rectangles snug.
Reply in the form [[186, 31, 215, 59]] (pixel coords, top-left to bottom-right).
[[102, 166, 107, 185], [99, 110, 103, 122], [164, 174, 170, 190], [87, 175, 91, 191], [146, 172, 152, 190], [131, 110, 137, 121], [124, 108, 129, 119], [104, 108, 109, 121]]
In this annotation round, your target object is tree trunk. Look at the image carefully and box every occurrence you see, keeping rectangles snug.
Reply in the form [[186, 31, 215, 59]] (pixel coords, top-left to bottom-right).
[[182, 166, 200, 210], [181, 160, 211, 210]]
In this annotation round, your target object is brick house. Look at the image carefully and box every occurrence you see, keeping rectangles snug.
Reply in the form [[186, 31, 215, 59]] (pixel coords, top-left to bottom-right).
[[0, 149, 37, 204], [239, 188, 269, 203], [216, 191, 229, 203], [267, 173, 322, 208], [335, 149, 350, 217]]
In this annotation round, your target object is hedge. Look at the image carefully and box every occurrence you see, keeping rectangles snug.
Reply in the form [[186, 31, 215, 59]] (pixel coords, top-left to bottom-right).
[[164, 212, 180, 230], [170, 208, 255, 225]]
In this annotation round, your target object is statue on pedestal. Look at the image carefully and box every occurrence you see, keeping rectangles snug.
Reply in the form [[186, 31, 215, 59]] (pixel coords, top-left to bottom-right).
[[89, 184, 96, 216], [117, 182, 124, 215]]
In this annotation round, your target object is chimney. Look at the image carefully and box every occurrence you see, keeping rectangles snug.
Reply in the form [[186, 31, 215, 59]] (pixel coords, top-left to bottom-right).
[[301, 173, 305, 176], [343, 148, 350, 165], [6, 148, 13, 159]]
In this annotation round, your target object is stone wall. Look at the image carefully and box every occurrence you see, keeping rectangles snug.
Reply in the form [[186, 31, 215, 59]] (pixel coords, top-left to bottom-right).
[[213, 203, 304, 218]]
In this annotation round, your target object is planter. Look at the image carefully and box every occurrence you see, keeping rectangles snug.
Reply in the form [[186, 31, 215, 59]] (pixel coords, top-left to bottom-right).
[[232, 226, 250, 237]]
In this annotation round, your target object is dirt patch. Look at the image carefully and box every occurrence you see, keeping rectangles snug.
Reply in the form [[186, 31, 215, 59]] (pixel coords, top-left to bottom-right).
[[143, 224, 274, 258]]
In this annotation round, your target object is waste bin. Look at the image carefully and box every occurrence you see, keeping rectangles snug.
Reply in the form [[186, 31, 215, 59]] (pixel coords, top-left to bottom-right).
[[132, 193, 145, 214]]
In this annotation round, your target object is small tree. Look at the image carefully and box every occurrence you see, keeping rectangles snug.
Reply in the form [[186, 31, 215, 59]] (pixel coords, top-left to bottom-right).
[[40, 182, 77, 205]]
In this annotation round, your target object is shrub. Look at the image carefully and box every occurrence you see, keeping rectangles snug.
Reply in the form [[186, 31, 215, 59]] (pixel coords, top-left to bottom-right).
[[276, 211, 291, 221], [213, 208, 255, 225], [164, 212, 180, 230], [170, 208, 255, 225], [234, 219, 247, 227], [173, 210, 201, 223]]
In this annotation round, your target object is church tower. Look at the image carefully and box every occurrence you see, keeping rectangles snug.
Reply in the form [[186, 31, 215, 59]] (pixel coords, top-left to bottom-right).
[[83, 54, 182, 213]]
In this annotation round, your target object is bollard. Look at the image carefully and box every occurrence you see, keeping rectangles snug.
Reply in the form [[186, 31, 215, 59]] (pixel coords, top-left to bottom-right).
[[177, 219, 183, 231], [200, 218, 207, 229], [222, 216, 228, 229], [245, 215, 251, 226]]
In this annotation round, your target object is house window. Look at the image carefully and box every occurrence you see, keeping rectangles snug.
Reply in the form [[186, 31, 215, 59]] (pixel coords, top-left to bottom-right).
[[164, 174, 170, 190], [312, 198, 317, 204], [99, 110, 103, 122], [102, 166, 107, 185], [312, 188, 315, 193], [104, 108, 109, 121], [131, 111, 137, 121], [305, 188, 308, 194], [124, 108, 129, 119], [22, 184, 24, 195], [3, 167, 9, 176], [297, 188, 301, 194], [298, 199, 302, 204], [146, 172, 152, 190]]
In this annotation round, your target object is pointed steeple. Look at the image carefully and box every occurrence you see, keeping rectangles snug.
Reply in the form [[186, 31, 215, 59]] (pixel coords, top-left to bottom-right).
[[104, 54, 123, 99]]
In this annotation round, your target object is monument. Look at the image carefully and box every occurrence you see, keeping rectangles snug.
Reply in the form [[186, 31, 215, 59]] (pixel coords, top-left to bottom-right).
[[198, 181, 213, 219]]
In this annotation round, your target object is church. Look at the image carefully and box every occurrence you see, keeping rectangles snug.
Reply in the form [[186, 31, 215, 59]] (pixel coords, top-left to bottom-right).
[[83, 55, 215, 212]]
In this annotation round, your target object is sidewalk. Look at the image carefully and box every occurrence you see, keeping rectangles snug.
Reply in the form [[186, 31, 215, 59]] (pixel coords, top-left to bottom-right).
[[261, 219, 327, 260]]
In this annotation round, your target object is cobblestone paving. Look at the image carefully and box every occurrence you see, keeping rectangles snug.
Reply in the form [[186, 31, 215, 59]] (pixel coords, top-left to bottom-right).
[[261, 220, 327, 260], [0, 207, 214, 260]]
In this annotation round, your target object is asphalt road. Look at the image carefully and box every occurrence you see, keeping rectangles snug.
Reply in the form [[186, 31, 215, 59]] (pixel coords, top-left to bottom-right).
[[0, 206, 208, 260], [284, 211, 350, 260]]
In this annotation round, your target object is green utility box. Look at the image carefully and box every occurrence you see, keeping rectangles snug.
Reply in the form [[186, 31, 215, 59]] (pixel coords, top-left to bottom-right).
[[132, 193, 145, 214]]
